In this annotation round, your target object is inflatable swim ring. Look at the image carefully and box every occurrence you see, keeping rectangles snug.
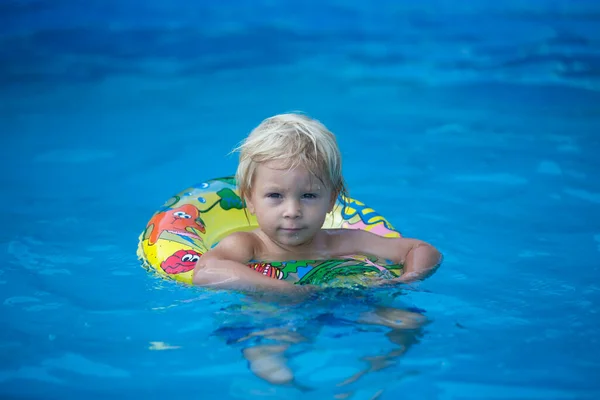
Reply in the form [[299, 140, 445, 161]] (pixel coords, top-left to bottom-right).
[[137, 176, 404, 287]]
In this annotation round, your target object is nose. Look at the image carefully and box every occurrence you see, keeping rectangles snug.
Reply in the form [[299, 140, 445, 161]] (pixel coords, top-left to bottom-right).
[[283, 199, 301, 219]]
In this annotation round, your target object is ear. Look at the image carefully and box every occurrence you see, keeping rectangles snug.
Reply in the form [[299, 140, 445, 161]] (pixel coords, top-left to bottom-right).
[[245, 194, 255, 215], [328, 190, 338, 213]]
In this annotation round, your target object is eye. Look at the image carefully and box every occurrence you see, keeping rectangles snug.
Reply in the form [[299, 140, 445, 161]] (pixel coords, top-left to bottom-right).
[[174, 211, 191, 219], [302, 193, 318, 199], [266, 193, 282, 199], [191, 255, 200, 262], [181, 254, 193, 262]]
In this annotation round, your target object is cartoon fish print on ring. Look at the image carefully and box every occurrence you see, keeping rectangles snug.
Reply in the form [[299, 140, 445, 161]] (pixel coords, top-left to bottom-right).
[[248, 262, 283, 280], [147, 204, 206, 245], [161, 249, 202, 274]]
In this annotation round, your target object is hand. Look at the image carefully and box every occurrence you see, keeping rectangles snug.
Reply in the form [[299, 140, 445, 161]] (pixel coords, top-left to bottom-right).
[[368, 271, 420, 288], [391, 271, 421, 284]]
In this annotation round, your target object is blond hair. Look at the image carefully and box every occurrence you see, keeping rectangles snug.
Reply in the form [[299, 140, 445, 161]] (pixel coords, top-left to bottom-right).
[[234, 113, 348, 203]]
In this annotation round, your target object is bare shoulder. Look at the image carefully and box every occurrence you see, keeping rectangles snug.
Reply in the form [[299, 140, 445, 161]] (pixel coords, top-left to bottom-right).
[[200, 231, 258, 263]]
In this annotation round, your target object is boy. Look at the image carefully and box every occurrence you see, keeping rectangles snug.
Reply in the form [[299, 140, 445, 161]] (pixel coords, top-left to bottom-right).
[[193, 113, 441, 292]]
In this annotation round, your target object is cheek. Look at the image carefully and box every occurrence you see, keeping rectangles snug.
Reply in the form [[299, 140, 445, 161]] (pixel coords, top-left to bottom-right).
[[309, 204, 329, 219], [255, 206, 271, 219]]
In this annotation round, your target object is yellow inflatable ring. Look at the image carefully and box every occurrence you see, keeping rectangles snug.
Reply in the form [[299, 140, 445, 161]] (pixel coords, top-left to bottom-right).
[[137, 176, 404, 287]]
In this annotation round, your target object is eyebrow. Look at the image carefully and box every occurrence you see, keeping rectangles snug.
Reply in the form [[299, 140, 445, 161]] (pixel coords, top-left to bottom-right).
[[263, 185, 323, 192], [262, 186, 282, 192]]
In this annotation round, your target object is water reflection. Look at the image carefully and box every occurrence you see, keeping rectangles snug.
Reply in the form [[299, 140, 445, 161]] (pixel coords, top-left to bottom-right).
[[211, 288, 428, 394]]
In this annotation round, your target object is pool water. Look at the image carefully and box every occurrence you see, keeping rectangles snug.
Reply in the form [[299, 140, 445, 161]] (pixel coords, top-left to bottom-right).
[[2, 1, 600, 399]]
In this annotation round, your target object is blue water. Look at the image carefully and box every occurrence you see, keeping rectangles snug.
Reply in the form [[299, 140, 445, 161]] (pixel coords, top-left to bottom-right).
[[2, 1, 600, 399]]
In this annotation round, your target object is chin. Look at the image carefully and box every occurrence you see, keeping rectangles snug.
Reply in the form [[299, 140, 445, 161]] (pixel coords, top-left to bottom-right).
[[277, 235, 311, 247]]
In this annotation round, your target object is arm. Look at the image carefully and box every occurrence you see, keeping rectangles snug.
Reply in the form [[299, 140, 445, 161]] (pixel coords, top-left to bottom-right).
[[192, 232, 309, 293], [390, 240, 442, 283], [336, 230, 442, 283]]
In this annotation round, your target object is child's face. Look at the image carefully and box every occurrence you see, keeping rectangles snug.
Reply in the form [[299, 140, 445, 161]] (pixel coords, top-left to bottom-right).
[[246, 160, 336, 248]]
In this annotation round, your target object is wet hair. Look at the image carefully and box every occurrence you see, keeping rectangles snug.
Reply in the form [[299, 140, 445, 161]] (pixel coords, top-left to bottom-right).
[[234, 113, 348, 203]]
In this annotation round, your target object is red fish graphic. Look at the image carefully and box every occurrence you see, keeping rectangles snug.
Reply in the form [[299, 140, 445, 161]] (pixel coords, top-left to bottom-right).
[[147, 204, 206, 245], [161, 249, 202, 274]]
